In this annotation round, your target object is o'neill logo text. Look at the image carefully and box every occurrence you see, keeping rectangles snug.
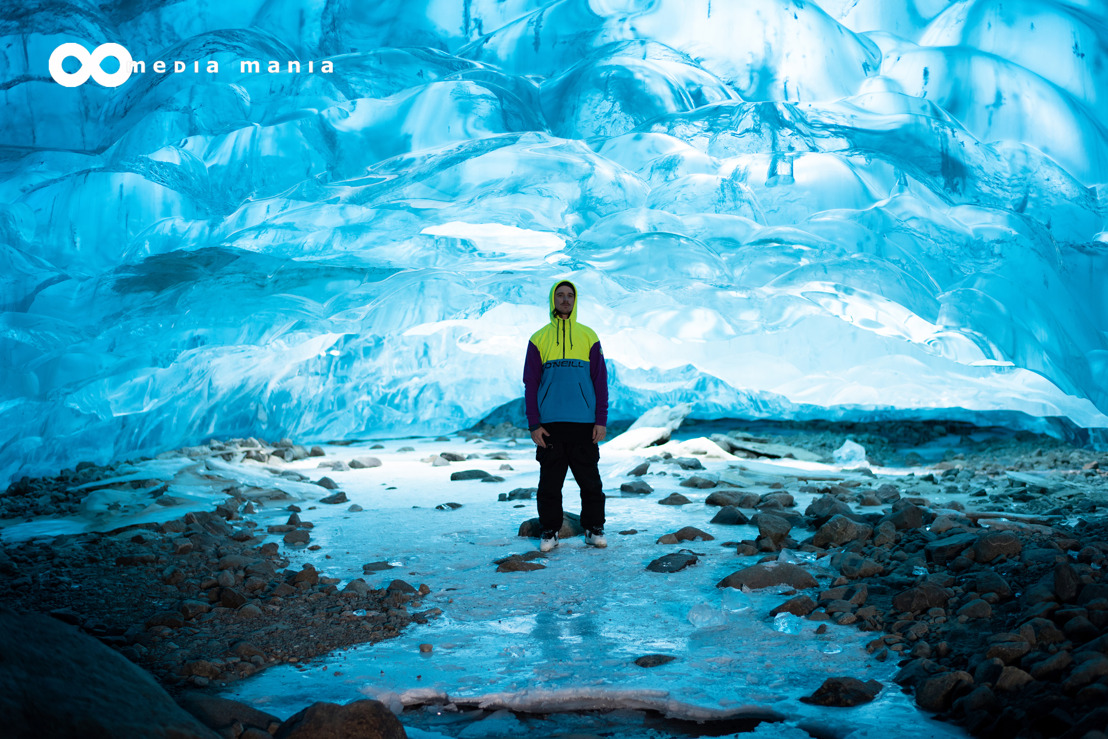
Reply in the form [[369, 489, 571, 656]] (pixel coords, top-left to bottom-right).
[[49, 42, 133, 87], [49, 42, 334, 87]]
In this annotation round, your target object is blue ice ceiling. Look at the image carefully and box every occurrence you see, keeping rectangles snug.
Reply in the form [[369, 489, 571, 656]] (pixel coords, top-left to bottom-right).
[[2, 0, 1107, 484]]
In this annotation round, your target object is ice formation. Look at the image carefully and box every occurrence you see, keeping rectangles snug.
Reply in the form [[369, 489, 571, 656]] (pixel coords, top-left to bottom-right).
[[2, 0, 1107, 485]]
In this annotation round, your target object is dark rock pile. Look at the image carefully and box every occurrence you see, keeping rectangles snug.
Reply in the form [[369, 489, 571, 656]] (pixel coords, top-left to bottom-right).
[[721, 482, 1108, 738], [0, 505, 437, 691]]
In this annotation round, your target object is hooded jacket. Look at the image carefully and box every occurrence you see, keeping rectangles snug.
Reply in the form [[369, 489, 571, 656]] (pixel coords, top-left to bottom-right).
[[523, 280, 609, 430]]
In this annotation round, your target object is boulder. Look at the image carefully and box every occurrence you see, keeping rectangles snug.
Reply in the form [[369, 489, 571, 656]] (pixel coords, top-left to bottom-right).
[[813, 515, 872, 548], [800, 677, 882, 707], [647, 551, 699, 573], [620, 480, 653, 495], [924, 533, 978, 566], [915, 671, 973, 712], [770, 595, 817, 617], [177, 692, 280, 737], [635, 654, 676, 667], [804, 494, 853, 525], [0, 612, 219, 738], [893, 584, 953, 614], [710, 506, 749, 525], [518, 514, 584, 539], [973, 532, 1023, 563], [449, 469, 490, 481], [349, 457, 382, 469], [751, 513, 792, 548], [274, 700, 405, 739], [717, 562, 817, 590], [658, 493, 693, 506]]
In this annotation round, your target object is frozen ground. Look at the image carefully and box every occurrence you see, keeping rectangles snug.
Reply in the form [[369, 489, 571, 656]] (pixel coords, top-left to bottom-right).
[[158, 432, 973, 739]]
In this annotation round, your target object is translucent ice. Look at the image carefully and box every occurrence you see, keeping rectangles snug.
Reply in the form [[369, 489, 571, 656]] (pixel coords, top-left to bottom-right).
[[833, 440, 869, 468], [2, 0, 1108, 485]]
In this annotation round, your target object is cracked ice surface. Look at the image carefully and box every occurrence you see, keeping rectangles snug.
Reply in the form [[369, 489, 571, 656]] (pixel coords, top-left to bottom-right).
[[213, 435, 968, 739]]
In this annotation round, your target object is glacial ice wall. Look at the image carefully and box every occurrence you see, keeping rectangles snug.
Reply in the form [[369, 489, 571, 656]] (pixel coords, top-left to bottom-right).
[[1, 0, 1107, 484]]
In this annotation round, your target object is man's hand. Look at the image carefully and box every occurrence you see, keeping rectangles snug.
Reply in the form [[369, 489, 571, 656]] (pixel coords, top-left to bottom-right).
[[531, 426, 550, 448], [592, 425, 607, 443]]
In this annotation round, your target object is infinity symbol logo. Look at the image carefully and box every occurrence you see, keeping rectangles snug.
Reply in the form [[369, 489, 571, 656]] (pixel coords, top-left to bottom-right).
[[48, 43, 134, 87]]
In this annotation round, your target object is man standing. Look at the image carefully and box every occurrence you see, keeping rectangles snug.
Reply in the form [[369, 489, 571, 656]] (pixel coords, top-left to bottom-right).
[[523, 279, 608, 552]]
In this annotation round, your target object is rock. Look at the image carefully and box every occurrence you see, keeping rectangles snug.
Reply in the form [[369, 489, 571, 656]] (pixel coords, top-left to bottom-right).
[[518, 514, 584, 539], [893, 584, 952, 614], [838, 553, 882, 579], [800, 676, 882, 707], [274, 699, 405, 739], [882, 502, 928, 530], [284, 529, 311, 545], [924, 533, 978, 566], [620, 480, 653, 495], [320, 491, 348, 505], [180, 600, 211, 620], [647, 551, 699, 573], [177, 692, 279, 737], [628, 462, 650, 476], [439, 452, 466, 462], [706, 490, 759, 508], [316, 477, 339, 490], [659, 526, 714, 543], [342, 579, 371, 597], [220, 588, 248, 609], [710, 506, 749, 525], [1063, 655, 1108, 691], [680, 475, 717, 489], [146, 610, 185, 629], [1054, 562, 1080, 602], [971, 571, 1012, 600], [349, 457, 382, 469], [872, 520, 897, 547], [717, 562, 817, 590], [956, 599, 992, 619], [813, 515, 873, 548], [386, 579, 417, 594], [672, 457, 704, 470], [0, 612, 220, 738], [973, 532, 1023, 563], [770, 595, 817, 617], [449, 470, 490, 481], [758, 492, 795, 508], [751, 513, 792, 549], [915, 670, 973, 712], [1063, 615, 1100, 644], [496, 555, 547, 573], [504, 488, 537, 501], [435, 502, 463, 510], [635, 654, 676, 667], [419, 643, 433, 653], [363, 561, 395, 573], [658, 493, 693, 506], [986, 641, 1031, 664], [995, 666, 1034, 692], [804, 494, 853, 524], [1030, 651, 1072, 681]]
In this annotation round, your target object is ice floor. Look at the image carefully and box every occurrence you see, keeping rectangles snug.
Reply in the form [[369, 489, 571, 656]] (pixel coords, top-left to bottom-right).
[[191, 434, 969, 739]]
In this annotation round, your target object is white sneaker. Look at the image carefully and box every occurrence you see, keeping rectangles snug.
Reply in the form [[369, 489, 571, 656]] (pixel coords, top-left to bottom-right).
[[540, 531, 559, 552], [584, 529, 607, 548]]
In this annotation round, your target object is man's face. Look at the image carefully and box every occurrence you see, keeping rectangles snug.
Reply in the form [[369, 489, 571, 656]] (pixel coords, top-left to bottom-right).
[[554, 285, 575, 318]]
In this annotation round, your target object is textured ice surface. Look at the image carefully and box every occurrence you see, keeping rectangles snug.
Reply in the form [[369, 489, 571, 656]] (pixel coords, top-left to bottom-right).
[[201, 434, 967, 738], [2, 1, 1108, 486]]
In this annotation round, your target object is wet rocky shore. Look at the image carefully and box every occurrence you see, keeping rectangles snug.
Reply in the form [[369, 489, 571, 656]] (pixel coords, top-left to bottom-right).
[[1, 419, 1106, 739]]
